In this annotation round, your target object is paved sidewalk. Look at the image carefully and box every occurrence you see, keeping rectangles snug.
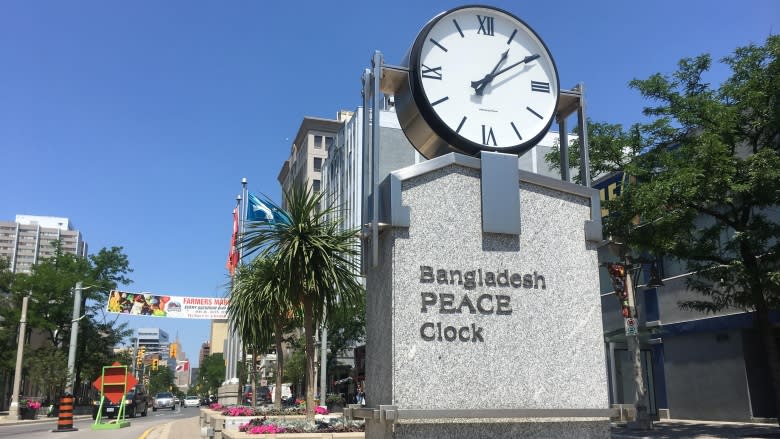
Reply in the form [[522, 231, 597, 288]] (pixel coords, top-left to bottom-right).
[[0, 413, 93, 426], [611, 420, 780, 438], [155, 415, 201, 439]]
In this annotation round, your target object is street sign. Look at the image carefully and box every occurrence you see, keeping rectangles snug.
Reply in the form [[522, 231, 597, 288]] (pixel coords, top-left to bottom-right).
[[92, 362, 138, 404], [624, 317, 638, 336]]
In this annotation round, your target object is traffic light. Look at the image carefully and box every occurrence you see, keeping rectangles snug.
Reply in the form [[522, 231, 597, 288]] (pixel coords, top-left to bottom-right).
[[152, 358, 158, 371], [136, 347, 145, 367], [607, 263, 631, 318]]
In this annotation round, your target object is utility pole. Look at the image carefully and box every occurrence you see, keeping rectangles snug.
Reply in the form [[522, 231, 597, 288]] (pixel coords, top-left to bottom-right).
[[8, 293, 30, 419], [64, 282, 83, 395]]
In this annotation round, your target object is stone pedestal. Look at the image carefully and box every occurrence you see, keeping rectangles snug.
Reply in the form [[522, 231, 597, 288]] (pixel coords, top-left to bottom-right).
[[218, 383, 240, 406], [364, 154, 611, 438]]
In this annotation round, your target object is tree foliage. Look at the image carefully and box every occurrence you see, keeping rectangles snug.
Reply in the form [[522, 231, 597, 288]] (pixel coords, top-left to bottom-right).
[[228, 257, 299, 408], [24, 346, 70, 402], [242, 184, 364, 421], [327, 291, 365, 371], [0, 241, 133, 399], [196, 353, 225, 396], [604, 36, 780, 310], [147, 366, 175, 396], [554, 35, 780, 419]]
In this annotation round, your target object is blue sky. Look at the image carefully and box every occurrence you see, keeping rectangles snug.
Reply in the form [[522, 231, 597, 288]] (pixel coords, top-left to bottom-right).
[[1, 1, 777, 367]]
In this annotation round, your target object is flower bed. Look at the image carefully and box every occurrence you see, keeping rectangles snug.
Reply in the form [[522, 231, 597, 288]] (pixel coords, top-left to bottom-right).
[[223, 432, 364, 439], [202, 405, 363, 438], [238, 416, 364, 434]]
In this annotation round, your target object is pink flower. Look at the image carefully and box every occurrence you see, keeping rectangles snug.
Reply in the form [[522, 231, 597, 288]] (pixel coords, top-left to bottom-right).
[[249, 423, 285, 434], [315, 406, 329, 415], [27, 401, 42, 410]]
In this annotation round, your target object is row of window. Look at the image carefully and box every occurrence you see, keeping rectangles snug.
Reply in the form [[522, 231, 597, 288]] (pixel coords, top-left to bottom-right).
[[313, 135, 334, 150]]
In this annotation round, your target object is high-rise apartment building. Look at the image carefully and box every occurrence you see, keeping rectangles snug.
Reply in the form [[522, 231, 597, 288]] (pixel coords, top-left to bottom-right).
[[0, 215, 88, 273]]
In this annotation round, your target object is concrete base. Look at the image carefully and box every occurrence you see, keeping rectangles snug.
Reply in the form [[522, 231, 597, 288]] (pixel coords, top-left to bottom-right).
[[218, 383, 240, 406], [367, 419, 609, 439], [611, 404, 636, 422]]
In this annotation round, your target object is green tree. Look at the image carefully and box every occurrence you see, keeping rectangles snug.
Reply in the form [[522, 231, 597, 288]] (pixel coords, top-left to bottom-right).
[[228, 257, 298, 409], [197, 353, 225, 397], [326, 293, 365, 381], [242, 185, 363, 421], [545, 120, 646, 184], [0, 258, 19, 373], [282, 336, 306, 399], [552, 36, 780, 421], [147, 366, 175, 396], [24, 346, 70, 403], [0, 242, 133, 400]]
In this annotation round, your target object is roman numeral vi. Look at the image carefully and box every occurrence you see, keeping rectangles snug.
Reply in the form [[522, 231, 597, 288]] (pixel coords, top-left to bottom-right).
[[482, 125, 497, 146]]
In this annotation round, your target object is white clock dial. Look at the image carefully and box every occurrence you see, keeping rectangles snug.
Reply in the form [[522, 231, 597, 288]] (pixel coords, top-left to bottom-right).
[[398, 5, 559, 158]]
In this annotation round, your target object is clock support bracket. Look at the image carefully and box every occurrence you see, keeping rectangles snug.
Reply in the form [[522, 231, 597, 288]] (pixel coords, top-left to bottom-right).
[[361, 50, 594, 270]]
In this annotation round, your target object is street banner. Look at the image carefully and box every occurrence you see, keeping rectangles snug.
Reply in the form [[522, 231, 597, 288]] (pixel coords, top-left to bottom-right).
[[107, 290, 228, 319]]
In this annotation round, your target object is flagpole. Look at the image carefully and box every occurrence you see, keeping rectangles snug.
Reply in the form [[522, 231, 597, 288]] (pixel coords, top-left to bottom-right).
[[226, 195, 241, 384], [232, 178, 248, 380]]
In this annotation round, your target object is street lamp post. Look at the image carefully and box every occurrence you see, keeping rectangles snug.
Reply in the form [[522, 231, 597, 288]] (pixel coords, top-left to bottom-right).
[[8, 293, 31, 419]]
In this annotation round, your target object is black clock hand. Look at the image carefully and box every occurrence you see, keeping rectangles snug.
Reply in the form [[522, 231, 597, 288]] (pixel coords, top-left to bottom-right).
[[471, 49, 509, 96], [471, 54, 540, 94]]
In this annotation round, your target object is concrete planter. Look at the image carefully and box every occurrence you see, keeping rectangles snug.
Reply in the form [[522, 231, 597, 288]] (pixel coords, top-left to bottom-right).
[[223, 432, 364, 439], [200, 407, 350, 439]]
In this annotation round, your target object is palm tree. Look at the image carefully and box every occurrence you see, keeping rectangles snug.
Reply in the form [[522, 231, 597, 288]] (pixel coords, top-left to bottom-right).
[[227, 257, 297, 409], [242, 185, 363, 421]]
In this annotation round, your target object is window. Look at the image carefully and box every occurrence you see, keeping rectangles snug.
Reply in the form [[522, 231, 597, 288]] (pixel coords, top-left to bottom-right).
[[313, 157, 322, 172], [314, 136, 323, 149], [313, 180, 321, 193], [325, 136, 334, 150]]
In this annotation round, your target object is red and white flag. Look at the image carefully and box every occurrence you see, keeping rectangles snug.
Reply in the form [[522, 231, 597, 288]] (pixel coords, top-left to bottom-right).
[[226, 207, 239, 275], [176, 360, 189, 372]]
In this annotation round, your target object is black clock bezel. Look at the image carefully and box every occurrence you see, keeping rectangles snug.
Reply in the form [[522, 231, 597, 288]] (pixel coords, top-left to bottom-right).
[[405, 4, 560, 158]]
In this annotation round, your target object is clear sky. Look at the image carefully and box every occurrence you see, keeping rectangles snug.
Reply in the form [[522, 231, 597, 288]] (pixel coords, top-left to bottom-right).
[[1, 1, 777, 367]]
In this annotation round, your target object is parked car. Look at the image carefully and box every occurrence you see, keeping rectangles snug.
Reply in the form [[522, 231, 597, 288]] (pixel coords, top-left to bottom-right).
[[183, 395, 200, 408], [152, 392, 176, 411], [243, 386, 272, 405], [92, 384, 149, 419]]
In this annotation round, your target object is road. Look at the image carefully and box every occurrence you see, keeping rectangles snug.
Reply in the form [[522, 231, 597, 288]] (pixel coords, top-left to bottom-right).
[[0, 405, 200, 439]]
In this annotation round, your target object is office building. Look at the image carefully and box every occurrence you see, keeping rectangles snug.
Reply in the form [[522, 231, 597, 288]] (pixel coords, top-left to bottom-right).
[[0, 215, 88, 273], [277, 113, 349, 204], [137, 328, 170, 362], [199, 341, 211, 366]]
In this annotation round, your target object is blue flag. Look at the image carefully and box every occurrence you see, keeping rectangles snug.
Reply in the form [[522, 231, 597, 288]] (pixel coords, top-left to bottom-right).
[[247, 193, 291, 225]]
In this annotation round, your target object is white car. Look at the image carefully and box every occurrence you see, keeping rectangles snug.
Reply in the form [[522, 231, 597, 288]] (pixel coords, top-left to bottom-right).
[[183, 396, 200, 408]]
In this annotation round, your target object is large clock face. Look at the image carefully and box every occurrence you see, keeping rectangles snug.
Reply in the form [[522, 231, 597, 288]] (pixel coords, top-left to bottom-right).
[[402, 5, 559, 158]]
